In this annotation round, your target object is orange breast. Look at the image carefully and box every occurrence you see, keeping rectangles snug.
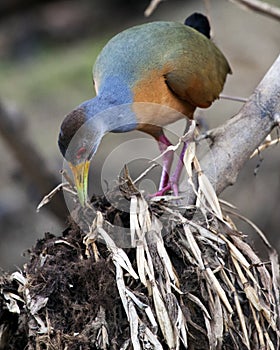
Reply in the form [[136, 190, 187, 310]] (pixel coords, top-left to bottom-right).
[[132, 67, 195, 130]]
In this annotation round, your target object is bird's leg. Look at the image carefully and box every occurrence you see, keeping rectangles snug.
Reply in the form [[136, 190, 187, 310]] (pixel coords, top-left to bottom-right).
[[153, 122, 194, 197], [153, 141, 187, 196], [157, 134, 174, 191]]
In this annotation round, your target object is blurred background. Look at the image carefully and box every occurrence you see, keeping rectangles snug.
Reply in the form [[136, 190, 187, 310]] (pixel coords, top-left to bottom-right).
[[0, 0, 279, 270]]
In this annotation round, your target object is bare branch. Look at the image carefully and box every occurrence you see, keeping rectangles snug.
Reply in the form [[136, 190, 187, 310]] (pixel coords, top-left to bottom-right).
[[220, 94, 248, 103], [199, 53, 280, 196], [229, 0, 280, 21]]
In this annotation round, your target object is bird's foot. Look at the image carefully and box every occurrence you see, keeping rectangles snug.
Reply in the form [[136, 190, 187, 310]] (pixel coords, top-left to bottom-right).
[[150, 184, 172, 197], [150, 177, 179, 197]]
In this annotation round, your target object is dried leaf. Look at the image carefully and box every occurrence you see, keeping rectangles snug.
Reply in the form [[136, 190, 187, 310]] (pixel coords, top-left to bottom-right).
[[212, 295, 223, 343], [205, 268, 233, 314], [188, 293, 211, 319], [190, 221, 225, 245], [152, 284, 176, 348], [264, 330, 276, 350], [136, 243, 147, 287], [196, 170, 223, 221], [33, 314, 48, 334], [232, 257, 277, 331], [11, 271, 26, 285], [95, 307, 109, 350], [251, 306, 265, 348], [221, 269, 250, 349], [115, 264, 129, 316], [97, 227, 138, 279], [220, 235, 251, 269], [154, 229, 179, 287], [125, 289, 158, 331], [270, 249, 280, 322], [120, 340, 130, 350], [183, 141, 196, 178], [128, 300, 141, 350], [3, 292, 21, 314], [183, 224, 204, 269], [130, 195, 139, 246], [141, 324, 164, 349], [29, 296, 48, 315], [204, 312, 214, 350], [175, 304, 188, 348], [138, 197, 151, 231], [231, 236, 271, 279]]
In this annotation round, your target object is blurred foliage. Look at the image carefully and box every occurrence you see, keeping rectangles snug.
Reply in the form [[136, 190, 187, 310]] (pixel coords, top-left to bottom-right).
[[0, 0, 148, 15], [0, 0, 157, 62], [0, 38, 105, 106]]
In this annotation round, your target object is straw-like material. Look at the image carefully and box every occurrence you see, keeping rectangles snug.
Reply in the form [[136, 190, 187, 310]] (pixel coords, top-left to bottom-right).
[[1, 154, 279, 349]]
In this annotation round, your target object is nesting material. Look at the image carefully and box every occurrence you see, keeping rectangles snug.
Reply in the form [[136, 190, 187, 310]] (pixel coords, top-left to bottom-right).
[[1, 161, 279, 349]]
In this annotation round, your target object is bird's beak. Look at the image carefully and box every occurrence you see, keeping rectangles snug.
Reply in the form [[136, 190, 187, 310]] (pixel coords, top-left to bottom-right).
[[69, 161, 90, 206]]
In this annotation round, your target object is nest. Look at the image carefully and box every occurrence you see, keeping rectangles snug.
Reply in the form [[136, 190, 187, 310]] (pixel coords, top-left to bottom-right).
[[1, 167, 280, 350]]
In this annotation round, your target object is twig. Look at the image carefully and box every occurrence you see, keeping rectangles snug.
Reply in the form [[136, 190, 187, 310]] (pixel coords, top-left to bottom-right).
[[144, 0, 165, 17], [250, 137, 280, 158], [37, 183, 68, 212], [222, 208, 272, 248], [133, 163, 159, 185], [220, 94, 248, 103]]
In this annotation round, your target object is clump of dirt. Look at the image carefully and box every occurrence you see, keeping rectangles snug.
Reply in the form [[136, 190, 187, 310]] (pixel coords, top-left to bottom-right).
[[20, 221, 131, 349]]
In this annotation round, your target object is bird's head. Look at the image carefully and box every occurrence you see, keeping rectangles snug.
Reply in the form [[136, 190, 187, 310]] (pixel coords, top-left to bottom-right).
[[58, 104, 104, 206]]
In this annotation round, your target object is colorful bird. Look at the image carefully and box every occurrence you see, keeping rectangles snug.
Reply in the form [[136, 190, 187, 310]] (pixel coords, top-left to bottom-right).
[[58, 13, 231, 206]]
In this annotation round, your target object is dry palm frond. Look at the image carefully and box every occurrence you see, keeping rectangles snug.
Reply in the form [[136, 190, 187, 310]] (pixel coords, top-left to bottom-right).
[[2, 132, 280, 350], [74, 179, 279, 349]]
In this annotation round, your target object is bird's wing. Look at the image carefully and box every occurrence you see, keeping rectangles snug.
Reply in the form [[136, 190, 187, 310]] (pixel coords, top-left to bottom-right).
[[164, 42, 231, 108]]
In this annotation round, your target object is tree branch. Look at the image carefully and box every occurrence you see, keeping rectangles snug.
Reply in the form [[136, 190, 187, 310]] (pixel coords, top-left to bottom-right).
[[144, 0, 164, 17], [199, 53, 280, 197], [229, 0, 280, 21]]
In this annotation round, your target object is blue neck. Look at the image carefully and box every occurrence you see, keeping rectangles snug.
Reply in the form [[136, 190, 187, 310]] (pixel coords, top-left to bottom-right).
[[80, 76, 137, 133]]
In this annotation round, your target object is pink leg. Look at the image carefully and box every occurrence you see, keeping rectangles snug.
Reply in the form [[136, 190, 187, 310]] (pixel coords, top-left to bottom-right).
[[153, 140, 188, 197]]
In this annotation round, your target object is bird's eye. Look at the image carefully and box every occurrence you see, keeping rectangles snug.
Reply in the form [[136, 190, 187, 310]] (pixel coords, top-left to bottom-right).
[[76, 147, 87, 159]]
